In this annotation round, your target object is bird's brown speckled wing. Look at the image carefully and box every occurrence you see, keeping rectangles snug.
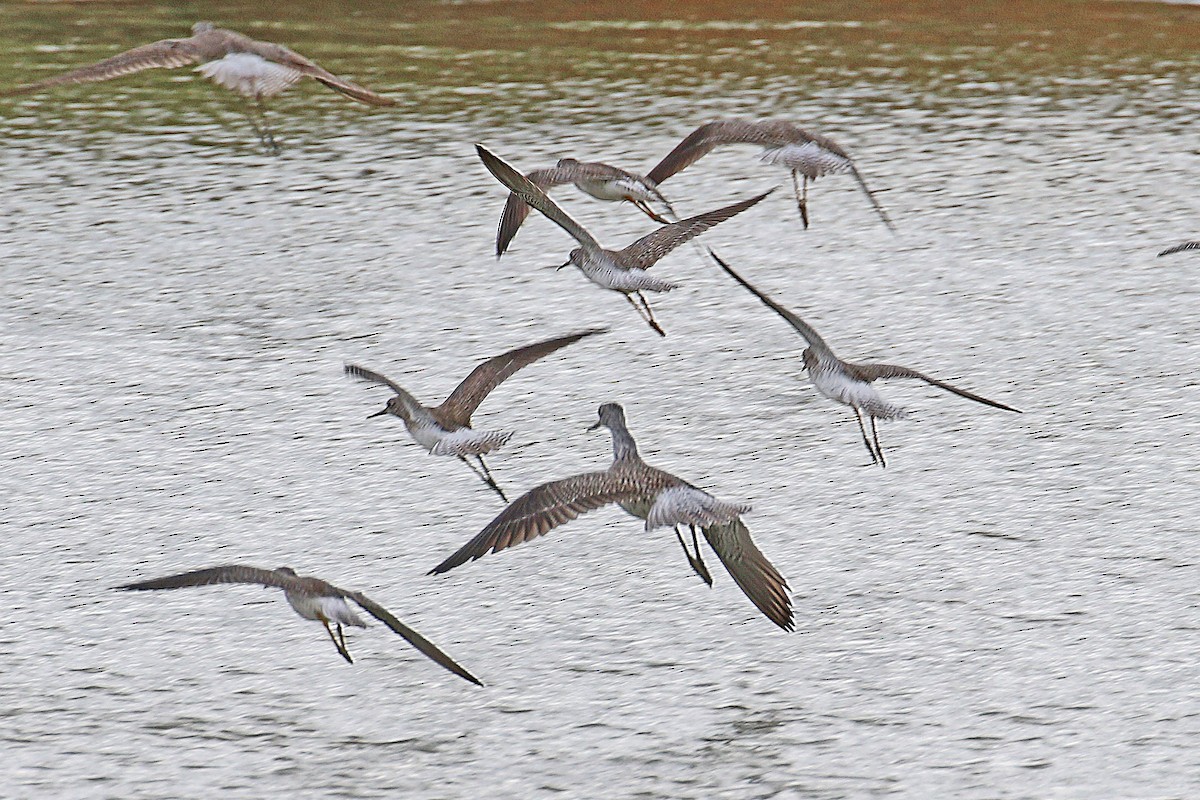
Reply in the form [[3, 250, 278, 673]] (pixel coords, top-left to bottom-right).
[[341, 590, 483, 685], [430, 468, 679, 574], [846, 362, 1020, 412], [701, 519, 793, 631], [618, 190, 771, 270], [435, 329, 604, 428], [7, 38, 202, 95]]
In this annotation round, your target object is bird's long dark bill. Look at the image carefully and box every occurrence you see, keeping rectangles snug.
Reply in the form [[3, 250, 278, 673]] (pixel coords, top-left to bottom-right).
[[368, 409, 389, 418]]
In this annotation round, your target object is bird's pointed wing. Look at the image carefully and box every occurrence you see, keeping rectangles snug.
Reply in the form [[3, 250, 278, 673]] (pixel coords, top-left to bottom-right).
[[342, 591, 483, 685], [708, 249, 835, 358], [344, 364, 425, 421], [646, 119, 813, 183], [618, 190, 772, 270], [6, 38, 202, 95], [430, 469, 676, 574], [118, 564, 296, 591], [1159, 241, 1200, 257], [848, 164, 895, 232], [477, 145, 602, 253], [495, 166, 583, 257], [436, 329, 605, 428], [702, 519, 793, 631], [846, 362, 1021, 412], [237, 40, 395, 106], [308, 74, 396, 106]]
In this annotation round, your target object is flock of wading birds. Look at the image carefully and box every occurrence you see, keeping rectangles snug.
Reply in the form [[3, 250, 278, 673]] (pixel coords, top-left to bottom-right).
[[10, 22, 1196, 688]]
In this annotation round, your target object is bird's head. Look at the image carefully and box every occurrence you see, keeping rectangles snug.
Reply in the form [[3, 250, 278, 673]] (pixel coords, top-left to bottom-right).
[[368, 397, 403, 419], [276, 566, 297, 576], [192, 21, 216, 35], [802, 348, 818, 371], [559, 248, 586, 271], [556, 157, 580, 168], [588, 402, 626, 432]]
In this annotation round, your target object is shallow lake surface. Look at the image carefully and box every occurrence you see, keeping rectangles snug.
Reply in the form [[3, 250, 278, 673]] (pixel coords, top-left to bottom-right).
[[1, 1, 1198, 797]]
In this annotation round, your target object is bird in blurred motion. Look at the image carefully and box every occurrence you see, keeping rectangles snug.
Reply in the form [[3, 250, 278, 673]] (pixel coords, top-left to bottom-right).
[[478, 144, 771, 337], [710, 250, 1018, 467], [345, 329, 604, 501], [431, 402, 793, 631], [6, 22, 395, 152], [647, 118, 894, 231], [118, 564, 482, 683], [493, 157, 675, 257]]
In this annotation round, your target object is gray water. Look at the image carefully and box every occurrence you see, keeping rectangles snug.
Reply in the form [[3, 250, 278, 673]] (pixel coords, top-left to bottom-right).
[[1, 2, 1198, 798]]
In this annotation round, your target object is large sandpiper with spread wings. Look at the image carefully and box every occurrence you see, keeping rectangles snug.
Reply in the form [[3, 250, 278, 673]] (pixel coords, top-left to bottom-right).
[[345, 329, 603, 501], [494, 157, 675, 257], [647, 118, 894, 231], [119, 564, 482, 684], [711, 250, 1019, 466], [431, 403, 793, 631], [477, 144, 772, 337], [7, 22, 395, 150]]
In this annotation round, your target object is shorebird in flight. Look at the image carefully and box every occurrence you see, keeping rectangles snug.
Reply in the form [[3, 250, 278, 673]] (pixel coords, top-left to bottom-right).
[[345, 329, 604, 501], [5, 22, 395, 152], [431, 402, 793, 631], [646, 118, 894, 231], [710, 250, 1019, 466], [1159, 241, 1200, 256], [478, 144, 771, 337], [118, 564, 482, 683], [494, 157, 675, 257]]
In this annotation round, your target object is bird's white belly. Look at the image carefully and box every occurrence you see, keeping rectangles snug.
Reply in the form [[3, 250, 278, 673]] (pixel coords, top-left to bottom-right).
[[576, 252, 678, 293], [810, 368, 904, 419], [576, 178, 650, 202], [429, 427, 513, 457], [762, 142, 852, 178], [408, 419, 511, 457], [285, 592, 367, 627], [644, 486, 750, 531], [196, 53, 302, 99], [407, 420, 450, 452]]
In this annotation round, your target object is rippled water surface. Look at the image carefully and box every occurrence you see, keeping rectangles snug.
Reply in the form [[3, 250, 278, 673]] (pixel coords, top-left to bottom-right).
[[2, 1, 1198, 797]]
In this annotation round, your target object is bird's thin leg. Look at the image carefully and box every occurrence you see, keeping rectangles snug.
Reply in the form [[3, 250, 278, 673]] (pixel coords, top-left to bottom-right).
[[322, 619, 353, 664], [476, 455, 508, 502], [674, 526, 714, 586], [792, 171, 810, 228], [635, 292, 667, 337], [689, 525, 713, 586], [870, 415, 887, 469], [242, 103, 269, 150], [337, 623, 348, 652], [254, 96, 279, 155], [630, 198, 670, 224], [853, 407, 880, 466], [623, 293, 666, 337], [459, 456, 507, 502]]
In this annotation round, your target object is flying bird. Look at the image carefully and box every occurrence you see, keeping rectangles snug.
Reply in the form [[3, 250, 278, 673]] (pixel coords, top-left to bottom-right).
[[6, 22, 395, 152], [647, 118, 894, 231], [478, 144, 771, 337], [345, 329, 604, 501], [494, 157, 675, 257], [710, 250, 1019, 466], [431, 402, 793, 631], [118, 564, 482, 684]]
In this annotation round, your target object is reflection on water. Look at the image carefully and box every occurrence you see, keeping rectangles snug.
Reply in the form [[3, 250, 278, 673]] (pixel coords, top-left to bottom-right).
[[1, 1, 1198, 798]]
